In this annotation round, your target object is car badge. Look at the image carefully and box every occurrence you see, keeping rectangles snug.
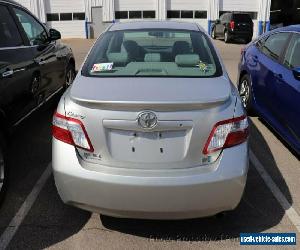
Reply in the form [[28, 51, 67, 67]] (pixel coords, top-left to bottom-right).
[[138, 111, 158, 129]]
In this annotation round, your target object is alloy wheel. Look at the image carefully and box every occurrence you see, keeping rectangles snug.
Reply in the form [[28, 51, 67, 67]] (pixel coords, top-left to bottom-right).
[[65, 69, 75, 87], [239, 79, 250, 108]]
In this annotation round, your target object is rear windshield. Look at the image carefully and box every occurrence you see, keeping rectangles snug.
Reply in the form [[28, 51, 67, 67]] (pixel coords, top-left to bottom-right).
[[233, 14, 252, 23], [82, 29, 222, 78]]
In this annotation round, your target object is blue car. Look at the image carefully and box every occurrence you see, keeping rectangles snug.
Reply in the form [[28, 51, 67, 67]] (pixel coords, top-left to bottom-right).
[[238, 25, 300, 154]]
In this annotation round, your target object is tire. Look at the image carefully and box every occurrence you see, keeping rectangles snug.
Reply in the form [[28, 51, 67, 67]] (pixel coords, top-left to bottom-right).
[[0, 133, 7, 206], [64, 63, 76, 90], [224, 31, 230, 43], [211, 27, 216, 39], [238, 74, 255, 115]]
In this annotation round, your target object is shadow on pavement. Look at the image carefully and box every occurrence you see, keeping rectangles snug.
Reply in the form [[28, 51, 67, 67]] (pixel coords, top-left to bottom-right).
[[100, 120, 292, 242], [0, 94, 91, 249]]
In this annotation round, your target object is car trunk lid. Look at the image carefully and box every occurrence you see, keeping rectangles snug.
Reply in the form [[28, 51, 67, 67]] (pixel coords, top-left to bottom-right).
[[66, 75, 235, 169]]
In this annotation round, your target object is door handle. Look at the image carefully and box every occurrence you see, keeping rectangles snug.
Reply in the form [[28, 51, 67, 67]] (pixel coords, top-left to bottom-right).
[[39, 60, 46, 65], [35, 59, 46, 65], [2, 70, 14, 77], [274, 73, 283, 82]]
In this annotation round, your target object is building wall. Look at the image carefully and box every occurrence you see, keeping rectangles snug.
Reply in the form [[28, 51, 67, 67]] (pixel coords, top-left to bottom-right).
[[14, 0, 264, 39], [220, 0, 258, 12], [115, 0, 155, 11], [166, 0, 208, 32], [167, 0, 208, 10], [44, 0, 86, 38]]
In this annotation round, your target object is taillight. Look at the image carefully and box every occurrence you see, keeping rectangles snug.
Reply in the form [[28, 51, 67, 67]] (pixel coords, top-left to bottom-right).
[[203, 115, 249, 155], [52, 112, 94, 152], [230, 20, 235, 30], [241, 46, 245, 55]]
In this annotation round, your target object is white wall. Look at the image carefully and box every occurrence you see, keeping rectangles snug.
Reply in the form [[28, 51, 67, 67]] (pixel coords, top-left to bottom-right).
[[44, 0, 85, 13], [167, 0, 208, 10], [47, 21, 86, 38], [115, 0, 155, 11], [15, 0, 30, 9], [44, 0, 86, 38], [220, 0, 258, 12]]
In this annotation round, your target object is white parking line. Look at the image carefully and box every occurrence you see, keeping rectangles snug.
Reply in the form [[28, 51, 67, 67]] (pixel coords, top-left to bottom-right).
[[250, 150, 300, 232], [0, 151, 299, 249], [0, 164, 52, 250]]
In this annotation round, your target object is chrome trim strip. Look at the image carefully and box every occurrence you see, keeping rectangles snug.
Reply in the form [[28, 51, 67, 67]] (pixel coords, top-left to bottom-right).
[[13, 87, 63, 127]]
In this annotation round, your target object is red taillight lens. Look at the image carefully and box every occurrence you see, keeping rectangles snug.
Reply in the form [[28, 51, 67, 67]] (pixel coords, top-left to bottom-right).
[[230, 20, 235, 30], [52, 112, 94, 152], [241, 46, 245, 55], [203, 115, 249, 155]]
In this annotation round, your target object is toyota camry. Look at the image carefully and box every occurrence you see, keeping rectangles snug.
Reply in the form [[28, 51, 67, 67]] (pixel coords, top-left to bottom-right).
[[52, 21, 249, 219]]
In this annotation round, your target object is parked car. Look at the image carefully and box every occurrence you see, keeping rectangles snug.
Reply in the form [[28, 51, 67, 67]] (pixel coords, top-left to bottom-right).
[[238, 25, 300, 154], [211, 12, 253, 43], [0, 0, 75, 204], [52, 21, 249, 219]]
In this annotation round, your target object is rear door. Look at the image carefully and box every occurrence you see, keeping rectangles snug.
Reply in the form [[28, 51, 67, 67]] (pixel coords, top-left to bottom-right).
[[0, 3, 36, 124], [216, 14, 226, 36], [273, 33, 300, 140], [250, 32, 291, 116], [12, 7, 65, 97]]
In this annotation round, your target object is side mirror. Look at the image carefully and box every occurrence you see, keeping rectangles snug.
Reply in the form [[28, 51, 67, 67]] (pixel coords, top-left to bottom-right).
[[49, 29, 61, 41], [215, 19, 220, 24], [292, 67, 300, 81]]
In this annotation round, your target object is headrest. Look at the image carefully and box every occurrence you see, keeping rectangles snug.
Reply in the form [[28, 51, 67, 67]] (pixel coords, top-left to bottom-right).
[[144, 53, 161, 62], [175, 54, 200, 67], [107, 52, 128, 64]]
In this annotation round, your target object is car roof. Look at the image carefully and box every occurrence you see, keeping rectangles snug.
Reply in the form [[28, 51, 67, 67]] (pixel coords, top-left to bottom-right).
[[108, 21, 203, 32], [272, 25, 300, 33]]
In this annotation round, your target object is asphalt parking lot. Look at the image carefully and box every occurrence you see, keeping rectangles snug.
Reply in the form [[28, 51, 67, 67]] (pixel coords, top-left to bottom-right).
[[0, 38, 299, 250]]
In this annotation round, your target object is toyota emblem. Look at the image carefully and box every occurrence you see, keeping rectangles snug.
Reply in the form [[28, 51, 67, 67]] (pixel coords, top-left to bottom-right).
[[138, 111, 158, 129]]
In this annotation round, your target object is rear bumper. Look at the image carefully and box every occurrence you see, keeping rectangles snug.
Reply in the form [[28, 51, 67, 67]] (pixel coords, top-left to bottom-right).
[[52, 139, 249, 219], [229, 30, 252, 39]]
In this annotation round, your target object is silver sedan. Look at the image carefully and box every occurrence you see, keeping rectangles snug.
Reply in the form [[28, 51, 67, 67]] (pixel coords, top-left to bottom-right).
[[52, 21, 249, 219]]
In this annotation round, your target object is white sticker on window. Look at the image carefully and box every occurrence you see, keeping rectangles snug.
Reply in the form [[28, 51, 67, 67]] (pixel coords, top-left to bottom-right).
[[91, 63, 113, 72]]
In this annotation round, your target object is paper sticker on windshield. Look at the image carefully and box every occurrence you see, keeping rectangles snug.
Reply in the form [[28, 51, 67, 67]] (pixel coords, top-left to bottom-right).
[[91, 63, 113, 72], [198, 61, 208, 72]]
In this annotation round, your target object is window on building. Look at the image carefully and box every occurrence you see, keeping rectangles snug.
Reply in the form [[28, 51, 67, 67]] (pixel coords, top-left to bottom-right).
[[129, 11, 142, 19], [13, 7, 48, 46], [0, 5, 23, 47], [181, 10, 193, 18], [73, 12, 85, 20], [167, 11, 180, 18], [46, 13, 59, 21], [115, 11, 128, 19], [194, 11, 207, 19], [60, 13, 72, 21], [143, 11, 155, 18]]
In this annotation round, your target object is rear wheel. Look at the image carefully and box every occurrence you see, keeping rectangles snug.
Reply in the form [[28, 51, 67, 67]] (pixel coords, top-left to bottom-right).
[[238, 74, 255, 115], [211, 27, 216, 39], [64, 63, 75, 89], [224, 31, 230, 43]]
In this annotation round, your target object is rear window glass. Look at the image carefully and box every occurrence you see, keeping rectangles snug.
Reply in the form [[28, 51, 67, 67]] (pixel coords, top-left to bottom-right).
[[233, 14, 252, 22], [82, 29, 222, 78]]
